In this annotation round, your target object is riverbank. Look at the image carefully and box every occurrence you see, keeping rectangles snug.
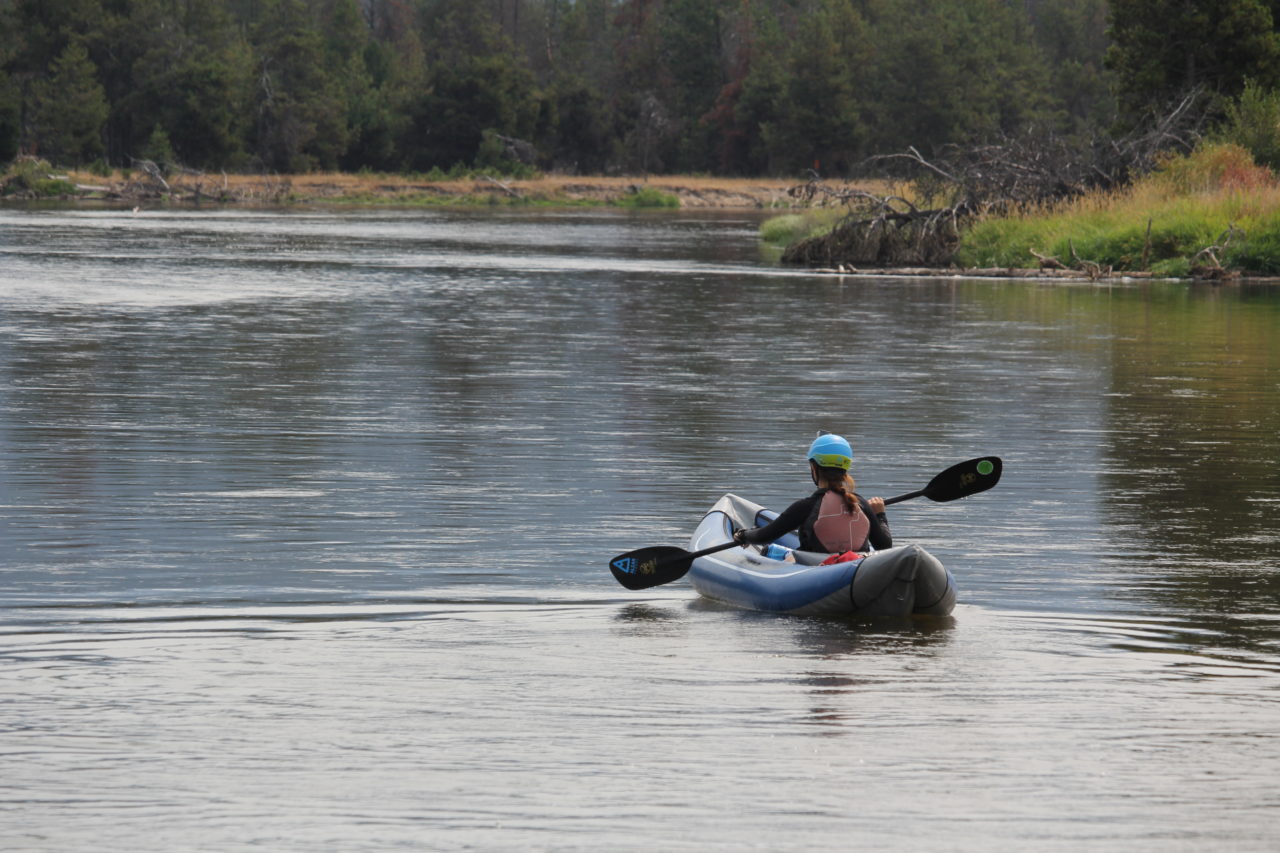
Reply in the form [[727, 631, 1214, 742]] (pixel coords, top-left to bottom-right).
[[761, 144, 1280, 281], [2, 162, 817, 209]]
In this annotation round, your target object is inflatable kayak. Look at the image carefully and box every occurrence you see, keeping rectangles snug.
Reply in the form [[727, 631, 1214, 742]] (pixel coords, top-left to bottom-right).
[[686, 494, 956, 617]]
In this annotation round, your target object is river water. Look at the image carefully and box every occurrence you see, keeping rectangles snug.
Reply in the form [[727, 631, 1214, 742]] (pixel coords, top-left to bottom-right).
[[1, 206, 1278, 851]]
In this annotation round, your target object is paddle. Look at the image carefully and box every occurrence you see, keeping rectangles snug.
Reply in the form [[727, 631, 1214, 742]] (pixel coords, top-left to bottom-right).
[[882, 454, 1001, 506], [608, 455, 1002, 591]]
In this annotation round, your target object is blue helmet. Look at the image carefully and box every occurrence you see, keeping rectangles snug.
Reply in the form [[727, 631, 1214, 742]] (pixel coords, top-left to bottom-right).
[[807, 433, 853, 470]]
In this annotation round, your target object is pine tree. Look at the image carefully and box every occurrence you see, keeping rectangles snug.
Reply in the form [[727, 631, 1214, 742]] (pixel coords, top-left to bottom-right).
[[30, 38, 109, 165], [0, 1, 20, 164], [862, 0, 1053, 155], [0, 70, 19, 164], [109, 0, 251, 169], [405, 0, 540, 171], [659, 0, 729, 171], [763, 0, 869, 174], [249, 0, 349, 171]]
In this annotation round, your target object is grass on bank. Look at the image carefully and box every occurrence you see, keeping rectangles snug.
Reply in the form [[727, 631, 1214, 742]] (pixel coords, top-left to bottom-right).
[[957, 143, 1280, 276], [613, 186, 680, 208], [759, 144, 1280, 276], [759, 209, 849, 244]]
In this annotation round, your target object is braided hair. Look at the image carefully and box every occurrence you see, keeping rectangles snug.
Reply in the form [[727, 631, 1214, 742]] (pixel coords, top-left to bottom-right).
[[811, 463, 860, 513]]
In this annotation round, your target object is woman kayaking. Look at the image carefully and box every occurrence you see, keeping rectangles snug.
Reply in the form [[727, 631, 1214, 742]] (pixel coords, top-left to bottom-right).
[[732, 433, 892, 556]]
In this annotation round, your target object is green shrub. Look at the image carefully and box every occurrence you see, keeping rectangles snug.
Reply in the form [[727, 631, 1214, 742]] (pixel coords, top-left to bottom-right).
[[760, 209, 850, 245], [1149, 142, 1274, 195], [955, 217, 1045, 267], [1217, 81, 1280, 171], [615, 186, 679, 208], [760, 214, 807, 244], [2, 157, 77, 197], [142, 125, 176, 173], [474, 136, 503, 171], [1222, 223, 1280, 274], [1149, 257, 1191, 277]]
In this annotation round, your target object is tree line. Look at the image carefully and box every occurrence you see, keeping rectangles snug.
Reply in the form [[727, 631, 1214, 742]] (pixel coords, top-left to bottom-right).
[[2, 0, 1280, 177]]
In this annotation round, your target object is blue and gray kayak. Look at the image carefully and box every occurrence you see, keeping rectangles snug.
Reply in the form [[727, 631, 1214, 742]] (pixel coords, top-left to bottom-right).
[[687, 494, 956, 617]]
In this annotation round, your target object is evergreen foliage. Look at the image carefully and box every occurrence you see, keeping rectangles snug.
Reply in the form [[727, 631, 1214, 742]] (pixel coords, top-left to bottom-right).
[[0, 71, 19, 164], [29, 39, 109, 165], [1106, 0, 1280, 121], [0, 0, 1273, 177], [1216, 79, 1280, 169]]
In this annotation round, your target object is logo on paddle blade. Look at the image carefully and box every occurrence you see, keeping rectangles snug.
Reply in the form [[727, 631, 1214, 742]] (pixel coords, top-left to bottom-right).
[[611, 556, 638, 574]]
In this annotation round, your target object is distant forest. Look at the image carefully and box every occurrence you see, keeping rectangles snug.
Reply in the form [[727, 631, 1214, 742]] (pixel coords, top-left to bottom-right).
[[2, 0, 1280, 176]]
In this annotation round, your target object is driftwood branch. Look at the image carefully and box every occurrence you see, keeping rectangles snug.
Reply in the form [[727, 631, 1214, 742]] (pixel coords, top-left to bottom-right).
[[1191, 225, 1244, 280], [1030, 248, 1066, 270], [867, 146, 962, 185], [132, 158, 170, 192], [1068, 239, 1111, 280], [478, 174, 521, 198]]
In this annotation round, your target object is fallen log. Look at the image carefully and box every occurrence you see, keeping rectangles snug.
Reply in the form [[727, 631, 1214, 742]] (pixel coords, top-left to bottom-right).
[[1030, 248, 1066, 270], [809, 266, 1161, 280], [477, 174, 521, 198]]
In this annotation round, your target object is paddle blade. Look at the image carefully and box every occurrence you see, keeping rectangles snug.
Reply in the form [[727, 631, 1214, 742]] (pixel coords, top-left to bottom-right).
[[609, 546, 694, 590], [921, 456, 1002, 502]]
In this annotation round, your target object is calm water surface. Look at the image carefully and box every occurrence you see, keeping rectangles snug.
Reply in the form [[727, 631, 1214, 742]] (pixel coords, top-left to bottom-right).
[[1, 206, 1278, 851]]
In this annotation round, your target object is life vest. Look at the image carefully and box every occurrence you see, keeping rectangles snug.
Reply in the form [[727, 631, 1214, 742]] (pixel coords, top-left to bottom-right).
[[810, 490, 870, 554]]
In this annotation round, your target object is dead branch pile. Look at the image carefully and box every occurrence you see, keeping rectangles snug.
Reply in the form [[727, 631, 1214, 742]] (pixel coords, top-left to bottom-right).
[[54, 162, 293, 205], [868, 90, 1208, 209], [783, 91, 1209, 269], [781, 189, 964, 266]]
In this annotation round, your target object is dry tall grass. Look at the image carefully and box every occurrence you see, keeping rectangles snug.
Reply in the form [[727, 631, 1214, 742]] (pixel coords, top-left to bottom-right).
[[957, 144, 1280, 276], [52, 167, 814, 208]]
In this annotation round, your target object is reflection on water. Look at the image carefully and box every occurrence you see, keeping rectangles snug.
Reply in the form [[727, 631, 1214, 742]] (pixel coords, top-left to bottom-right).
[[1100, 288, 1279, 651], [956, 282, 1280, 657], [1, 207, 1279, 851], [1102, 287, 1277, 550]]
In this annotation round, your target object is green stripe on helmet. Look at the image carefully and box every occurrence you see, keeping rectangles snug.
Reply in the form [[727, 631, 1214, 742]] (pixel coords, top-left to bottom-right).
[[807, 434, 853, 470]]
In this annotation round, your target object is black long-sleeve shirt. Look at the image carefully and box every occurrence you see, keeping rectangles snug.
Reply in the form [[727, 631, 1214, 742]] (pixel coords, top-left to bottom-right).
[[737, 489, 892, 553]]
